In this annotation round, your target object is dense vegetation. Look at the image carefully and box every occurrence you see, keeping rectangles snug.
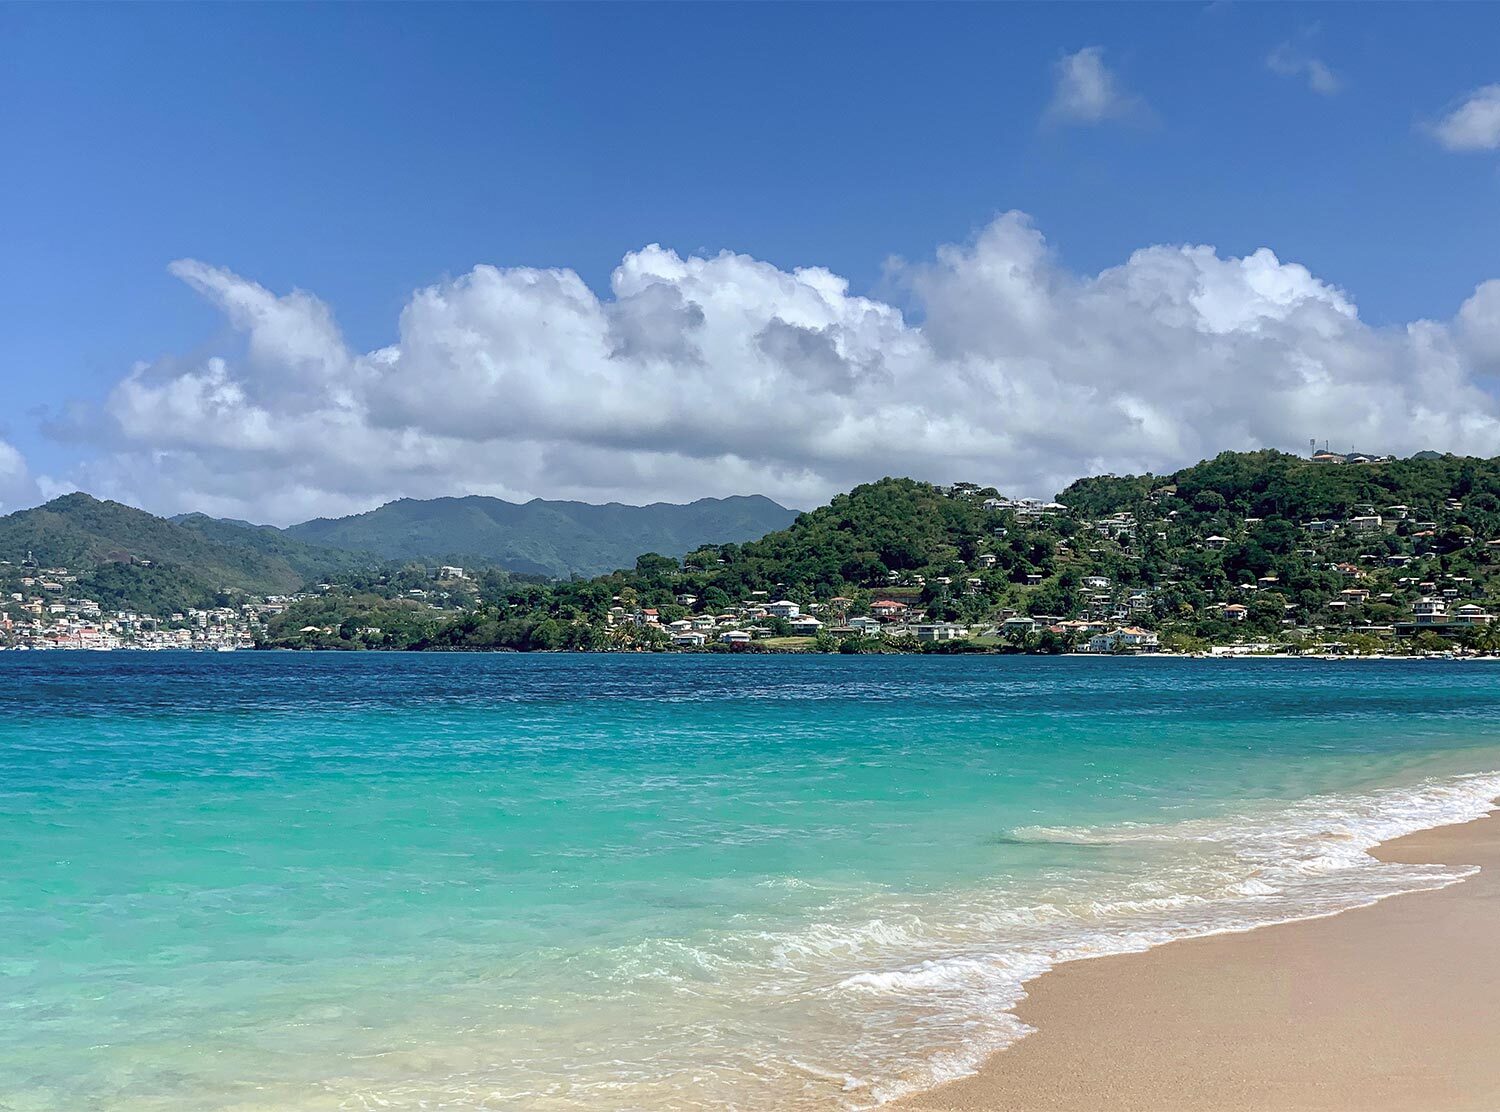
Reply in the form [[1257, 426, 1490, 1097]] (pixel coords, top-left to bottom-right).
[[257, 451, 1500, 653], [1058, 449, 1500, 524], [0, 494, 349, 612], [170, 513, 376, 580], [11, 451, 1500, 654]]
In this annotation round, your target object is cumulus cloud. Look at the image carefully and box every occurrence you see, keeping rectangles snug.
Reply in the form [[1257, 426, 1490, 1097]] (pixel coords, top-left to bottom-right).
[[1266, 42, 1341, 96], [0, 438, 37, 513], [1045, 47, 1145, 126], [1457, 280, 1500, 371], [55, 213, 1500, 524], [1429, 84, 1500, 152]]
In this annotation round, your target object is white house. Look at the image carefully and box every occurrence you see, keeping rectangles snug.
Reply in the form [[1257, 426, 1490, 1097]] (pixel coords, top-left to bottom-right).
[[765, 600, 801, 620], [789, 616, 824, 636], [671, 631, 707, 647], [1412, 597, 1446, 619], [719, 630, 752, 645], [1088, 627, 1160, 653], [912, 622, 968, 642]]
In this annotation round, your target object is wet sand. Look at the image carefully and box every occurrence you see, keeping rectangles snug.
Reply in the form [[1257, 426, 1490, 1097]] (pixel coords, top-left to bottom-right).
[[899, 808, 1500, 1112]]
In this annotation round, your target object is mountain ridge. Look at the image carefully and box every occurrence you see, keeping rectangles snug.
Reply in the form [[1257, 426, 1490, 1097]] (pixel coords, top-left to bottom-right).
[[281, 493, 799, 577], [0, 490, 801, 608]]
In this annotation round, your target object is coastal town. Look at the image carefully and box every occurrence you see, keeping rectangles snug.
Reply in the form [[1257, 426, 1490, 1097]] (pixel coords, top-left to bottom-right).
[[0, 553, 274, 650], [609, 486, 1496, 657], [5, 450, 1499, 656]]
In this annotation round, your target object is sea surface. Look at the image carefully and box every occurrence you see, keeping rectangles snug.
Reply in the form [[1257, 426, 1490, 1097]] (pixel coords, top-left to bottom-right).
[[4, 653, 1500, 1111]]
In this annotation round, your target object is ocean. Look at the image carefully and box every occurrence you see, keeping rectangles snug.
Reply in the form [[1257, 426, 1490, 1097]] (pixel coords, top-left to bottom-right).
[[4, 652, 1500, 1110]]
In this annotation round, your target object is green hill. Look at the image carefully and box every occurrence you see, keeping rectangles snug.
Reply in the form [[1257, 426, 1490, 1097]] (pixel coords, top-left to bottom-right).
[[1056, 449, 1500, 521], [170, 513, 375, 580], [0, 494, 357, 612], [16, 451, 1500, 651], [283, 494, 799, 577], [389, 454, 1500, 653]]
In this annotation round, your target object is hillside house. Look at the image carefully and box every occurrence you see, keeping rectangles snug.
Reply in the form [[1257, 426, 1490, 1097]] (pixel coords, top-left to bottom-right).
[[1088, 627, 1160, 653], [1413, 598, 1446, 620], [911, 622, 968, 642]]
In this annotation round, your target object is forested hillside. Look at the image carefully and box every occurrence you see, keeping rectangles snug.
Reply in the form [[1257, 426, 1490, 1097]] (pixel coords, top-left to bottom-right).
[[284, 494, 798, 577], [11, 452, 1500, 654], [262, 452, 1500, 652], [0, 494, 349, 612]]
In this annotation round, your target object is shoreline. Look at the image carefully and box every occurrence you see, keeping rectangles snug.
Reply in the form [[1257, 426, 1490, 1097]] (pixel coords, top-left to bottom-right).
[[897, 804, 1500, 1112], [5, 645, 1500, 660]]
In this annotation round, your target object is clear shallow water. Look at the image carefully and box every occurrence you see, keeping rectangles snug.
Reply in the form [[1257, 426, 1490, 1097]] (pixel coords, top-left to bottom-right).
[[4, 653, 1500, 1111]]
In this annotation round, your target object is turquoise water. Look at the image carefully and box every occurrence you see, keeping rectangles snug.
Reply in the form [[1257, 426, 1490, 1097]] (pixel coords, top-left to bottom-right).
[[4, 653, 1500, 1110]]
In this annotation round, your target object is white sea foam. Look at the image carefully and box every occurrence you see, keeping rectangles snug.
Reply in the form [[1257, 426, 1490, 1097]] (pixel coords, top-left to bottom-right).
[[828, 770, 1500, 1107], [135, 772, 1499, 1112], [536, 772, 1500, 1109]]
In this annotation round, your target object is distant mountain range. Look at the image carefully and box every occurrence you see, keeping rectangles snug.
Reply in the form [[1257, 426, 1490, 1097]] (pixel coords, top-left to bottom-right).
[[0, 491, 799, 610], [278, 494, 799, 578]]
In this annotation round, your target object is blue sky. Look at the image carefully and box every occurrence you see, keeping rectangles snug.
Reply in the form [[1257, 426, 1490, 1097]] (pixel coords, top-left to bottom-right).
[[3, 3, 1499, 520]]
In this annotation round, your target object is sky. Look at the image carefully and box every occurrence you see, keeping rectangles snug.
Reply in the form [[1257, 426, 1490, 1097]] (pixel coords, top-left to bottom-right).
[[2, 2, 1500, 523]]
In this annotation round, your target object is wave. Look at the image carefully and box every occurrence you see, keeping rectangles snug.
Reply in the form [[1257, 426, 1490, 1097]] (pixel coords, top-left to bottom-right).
[[828, 770, 1500, 1106], [268, 771, 1500, 1112]]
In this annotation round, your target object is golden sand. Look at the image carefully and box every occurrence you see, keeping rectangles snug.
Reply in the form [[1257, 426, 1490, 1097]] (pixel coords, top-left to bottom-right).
[[899, 810, 1500, 1112]]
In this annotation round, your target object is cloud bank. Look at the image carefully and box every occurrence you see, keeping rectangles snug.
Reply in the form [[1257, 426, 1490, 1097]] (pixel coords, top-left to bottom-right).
[[56, 213, 1500, 524]]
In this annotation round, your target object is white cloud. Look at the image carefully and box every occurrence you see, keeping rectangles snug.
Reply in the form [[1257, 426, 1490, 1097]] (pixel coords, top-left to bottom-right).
[[0, 438, 37, 513], [1430, 84, 1500, 152], [55, 213, 1500, 524], [1044, 47, 1145, 126], [1266, 42, 1341, 96], [1457, 279, 1500, 370]]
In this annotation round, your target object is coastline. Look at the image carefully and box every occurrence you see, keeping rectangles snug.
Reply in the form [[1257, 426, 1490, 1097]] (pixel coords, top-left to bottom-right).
[[897, 805, 1500, 1112]]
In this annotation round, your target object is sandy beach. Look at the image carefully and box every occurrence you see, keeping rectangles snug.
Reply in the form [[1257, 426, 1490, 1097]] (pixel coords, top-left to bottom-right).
[[900, 807, 1500, 1112]]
